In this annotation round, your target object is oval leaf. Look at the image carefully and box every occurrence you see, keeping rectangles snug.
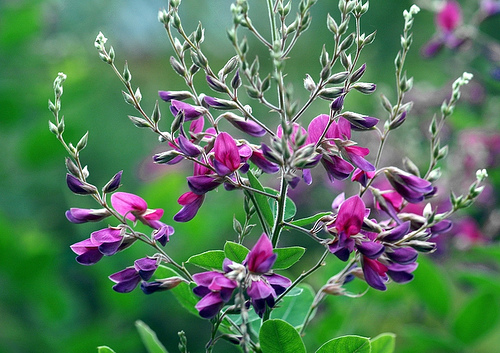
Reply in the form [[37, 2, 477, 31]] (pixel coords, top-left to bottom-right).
[[135, 320, 169, 353], [260, 319, 306, 353], [224, 241, 249, 263], [273, 247, 305, 270], [370, 333, 396, 353], [271, 284, 314, 328], [187, 250, 225, 270], [316, 335, 371, 353], [452, 291, 499, 344]]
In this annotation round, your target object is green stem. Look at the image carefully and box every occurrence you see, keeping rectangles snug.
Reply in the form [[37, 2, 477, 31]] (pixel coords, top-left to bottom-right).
[[271, 172, 288, 246]]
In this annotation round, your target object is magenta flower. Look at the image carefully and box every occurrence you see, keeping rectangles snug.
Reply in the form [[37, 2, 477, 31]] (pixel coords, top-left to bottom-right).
[[422, 0, 465, 57], [111, 192, 165, 229], [244, 234, 292, 317], [65, 208, 111, 224], [436, 1, 462, 33], [213, 132, 241, 176], [193, 271, 238, 319], [70, 227, 123, 265], [385, 168, 433, 203], [174, 191, 205, 222], [328, 195, 366, 259], [109, 257, 158, 293]]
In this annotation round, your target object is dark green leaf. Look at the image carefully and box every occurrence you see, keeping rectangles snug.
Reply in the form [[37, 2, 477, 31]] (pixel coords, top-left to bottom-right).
[[247, 170, 275, 228], [316, 335, 371, 353], [135, 320, 169, 353], [273, 247, 305, 270], [370, 333, 396, 353], [452, 292, 499, 344], [271, 284, 314, 328], [154, 265, 199, 317], [187, 250, 225, 270], [259, 319, 306, 353], [224, 241, 249, 263], [289, 212, 331, 227]]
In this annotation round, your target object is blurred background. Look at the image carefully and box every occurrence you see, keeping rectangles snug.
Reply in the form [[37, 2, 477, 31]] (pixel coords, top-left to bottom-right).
[[1, 0, 499, 352]]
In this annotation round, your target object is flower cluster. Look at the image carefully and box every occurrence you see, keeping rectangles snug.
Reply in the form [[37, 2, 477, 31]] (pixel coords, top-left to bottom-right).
[[48, 1, 489, 351], [193, 234, 291, 319]]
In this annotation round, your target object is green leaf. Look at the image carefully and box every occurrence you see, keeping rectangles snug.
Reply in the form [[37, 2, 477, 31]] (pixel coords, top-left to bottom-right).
[[247, 170, 275, 228], [264, 187, 297, 221], [187, 250, 225, 270], [273, 247, 305, 270], [316, 335, 371, 353], [289, 212, 331, 227], [224, 241, 249, 263], [135, 320, 169, 353], [407, 256, 451, 317], [271, 284, 314, 328], [97, 347, 117, 353], [452, 291, 500, 345], [154, 265, 199, 317], [370, 333, 396, 353], [259, 319, 306, 353]]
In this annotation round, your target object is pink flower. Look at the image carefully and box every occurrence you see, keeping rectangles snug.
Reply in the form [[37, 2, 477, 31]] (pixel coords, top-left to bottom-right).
[[111, 192, 165, 229]]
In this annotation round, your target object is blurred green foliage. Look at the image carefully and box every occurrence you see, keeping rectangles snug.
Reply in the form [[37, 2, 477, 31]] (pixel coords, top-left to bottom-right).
[[1, 0, 499, 352]]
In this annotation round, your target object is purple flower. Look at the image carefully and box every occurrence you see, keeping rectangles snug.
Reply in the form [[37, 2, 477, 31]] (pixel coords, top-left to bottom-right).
[[111, 192, 165, 229], [321, 155, 354, 182], [481, 0, 500, 17], [70, 227, 123, 265], [249, 148, 280, 174], [65, 208, 111, 224], [174, 191, 205, 222], [141, 277, 187, 294], [385, 168, 434, 203], [219, 112, 266, 137], [103, 170, 123, 193], [158, 90, 193, 102], [193, 271, 238, 319], [361, 256, 389, 291], [109, 257, 159, 293], [170, 100, 206, 121], [351, 169, 375, 187], [243, 234, 291, 317], [66, 174, 97, 195], [342, 145, 375, 172], [153, 224, 175, 246]]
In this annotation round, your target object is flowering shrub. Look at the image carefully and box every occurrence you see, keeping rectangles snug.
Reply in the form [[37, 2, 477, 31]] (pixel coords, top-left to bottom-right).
[[48, 0, 488, 352]]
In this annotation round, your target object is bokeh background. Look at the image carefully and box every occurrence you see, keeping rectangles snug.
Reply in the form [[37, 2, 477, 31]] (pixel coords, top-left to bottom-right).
[[1, 0, 500, 352]]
